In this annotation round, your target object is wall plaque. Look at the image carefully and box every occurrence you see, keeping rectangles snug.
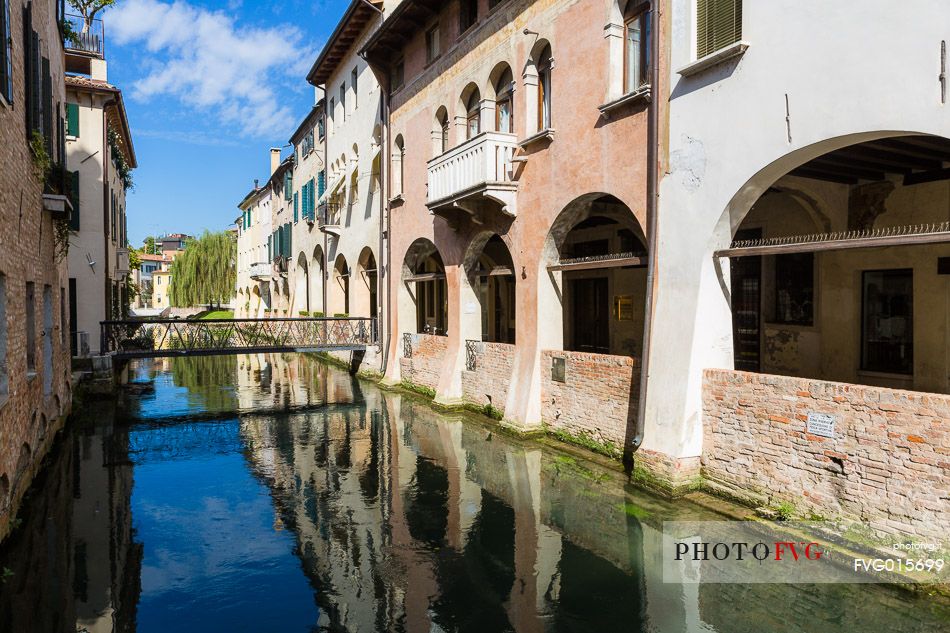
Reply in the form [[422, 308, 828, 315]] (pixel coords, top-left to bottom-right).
[[615, 295, 634, 321], [806, 412, 836, 438]]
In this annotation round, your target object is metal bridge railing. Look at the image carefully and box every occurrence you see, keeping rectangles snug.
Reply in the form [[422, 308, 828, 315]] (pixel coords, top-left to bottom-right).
[[100, 317, 377, 358]]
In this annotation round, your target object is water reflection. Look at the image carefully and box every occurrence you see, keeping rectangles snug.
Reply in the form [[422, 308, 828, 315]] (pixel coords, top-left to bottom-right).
[[0, 354, 947, 632]]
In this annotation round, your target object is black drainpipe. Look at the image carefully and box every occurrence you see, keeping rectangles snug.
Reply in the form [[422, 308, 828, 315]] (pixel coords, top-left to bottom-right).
[[631, 0, 662, 462]]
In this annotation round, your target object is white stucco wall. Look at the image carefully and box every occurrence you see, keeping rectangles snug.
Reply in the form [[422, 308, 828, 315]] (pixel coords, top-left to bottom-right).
[[649, 0, 950, 462]]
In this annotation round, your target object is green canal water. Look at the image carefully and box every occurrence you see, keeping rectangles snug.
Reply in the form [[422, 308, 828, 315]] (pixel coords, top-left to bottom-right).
[[0, 354, 947, 632]]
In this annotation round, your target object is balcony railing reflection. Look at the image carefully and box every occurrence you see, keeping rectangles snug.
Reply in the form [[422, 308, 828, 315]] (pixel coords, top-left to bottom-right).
[[65, 14, 104, 56]]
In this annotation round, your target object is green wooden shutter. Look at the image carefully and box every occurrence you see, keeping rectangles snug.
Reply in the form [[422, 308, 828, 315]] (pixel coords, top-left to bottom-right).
[[66, 103, 79, 137], [697, 0, 742, 58], [284, 170, 292, 201], [293, 192, 299, 223], [68, 170, 80, 230], [317, 171, 325, 198]]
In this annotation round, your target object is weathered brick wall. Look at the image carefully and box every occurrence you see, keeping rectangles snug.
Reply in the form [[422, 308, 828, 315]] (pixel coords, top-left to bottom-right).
[[540, 350, 640, 452], [461, 342, 515, 412], [702, 370, 949, 541], [0, 3, 72, 542], [399, 333, 448, 390]]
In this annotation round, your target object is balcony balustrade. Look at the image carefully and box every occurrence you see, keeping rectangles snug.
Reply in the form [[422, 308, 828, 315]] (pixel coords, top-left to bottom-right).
[[249, 261, 271, 280], [426, 131, 519, 220], [318, 201, 343, 236], [65, 14, 104, 57]]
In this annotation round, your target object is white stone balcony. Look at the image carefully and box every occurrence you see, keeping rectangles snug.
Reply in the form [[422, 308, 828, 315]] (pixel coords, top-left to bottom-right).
[[249, 261, 271, 280], [427, 131, 518, 219]]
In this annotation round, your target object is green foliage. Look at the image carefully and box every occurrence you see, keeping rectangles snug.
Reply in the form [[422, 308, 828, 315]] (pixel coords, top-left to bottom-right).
[[168, 231, 236, 308], [196, 310, 234, 320], [299, 310, 309, 316], [67, 1, 117, 27], [107, 127, 133, 190], [333, 312, 349, 318], [144, 236, 157, 255], [53, 218, 71, 261], [550, 427, 621, 460], [128, 245, 142, 270], [1, 567, 13, 584], [400, 381, 436, 398], [775, 501, 796, 521], [170, 355, 238, 412], [29, 130, 50, 181], [59, 18, 78, 44]]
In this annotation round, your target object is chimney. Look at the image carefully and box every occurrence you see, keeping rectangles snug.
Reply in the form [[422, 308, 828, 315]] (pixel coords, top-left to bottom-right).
[[254, 178, 259, 189], [270, 148, 281, 175]]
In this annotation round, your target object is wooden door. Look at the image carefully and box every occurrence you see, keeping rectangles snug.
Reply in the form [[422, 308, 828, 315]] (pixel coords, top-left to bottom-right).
[[730, 229, 762, 372]]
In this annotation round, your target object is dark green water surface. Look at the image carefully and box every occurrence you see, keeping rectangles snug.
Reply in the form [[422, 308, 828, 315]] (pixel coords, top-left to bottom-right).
[[0, 354, 947, 632]]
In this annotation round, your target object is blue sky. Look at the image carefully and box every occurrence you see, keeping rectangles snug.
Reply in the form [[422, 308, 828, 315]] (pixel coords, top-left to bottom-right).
[[102, 0, 346, 246]]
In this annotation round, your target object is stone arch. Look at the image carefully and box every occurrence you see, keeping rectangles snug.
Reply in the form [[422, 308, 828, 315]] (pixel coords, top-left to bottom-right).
[[355, 246, 378, 320], [295, 252, 310, 314], [432, 105, 450, 156], [311, 245, 325, 315], [252, 285, 262, 316], [487, 62, 515, 134], [458, 82, 482, 139], [463, 232, 517, 343], [711, 131, 931, 250], [14, 442, 31, 487], [524, 38, 553, 134], [400, 238, 447, 336], [705, 131, 950, 382], [330, 254, 350, 316], [540, 192, 646, 355]]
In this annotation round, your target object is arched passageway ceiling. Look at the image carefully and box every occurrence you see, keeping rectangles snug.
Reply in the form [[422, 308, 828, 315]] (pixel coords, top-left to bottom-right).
[[401, 238, 444, 279], [718, 133, 950, 246]]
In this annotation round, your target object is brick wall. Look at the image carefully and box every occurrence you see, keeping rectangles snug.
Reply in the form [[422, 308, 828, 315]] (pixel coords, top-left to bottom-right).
[[540, 350, 640, 453], [0, 2, 72, 541], [461, 341, 515, 412], [399, 333, 448, 390], [702, 370, 949, 541]]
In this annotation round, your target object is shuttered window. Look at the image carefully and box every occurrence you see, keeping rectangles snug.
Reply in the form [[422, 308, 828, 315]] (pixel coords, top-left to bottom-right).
[[284, 170, 292, 201], [318, 171, 326, 198], [67, 103, 80, 136], [293, 191, 299, 223], [696, 0, 742, 59], [0, 0, 12, 104], [68, 171, 80, 230]]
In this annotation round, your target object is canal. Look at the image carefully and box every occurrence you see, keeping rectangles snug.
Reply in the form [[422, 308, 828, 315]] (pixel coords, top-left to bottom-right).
[[0, 354, 947, 632]]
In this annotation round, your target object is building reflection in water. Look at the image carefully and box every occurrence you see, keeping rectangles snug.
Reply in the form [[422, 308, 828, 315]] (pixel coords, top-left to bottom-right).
[[0, 354, 946, 633], [0, 398, 142, 633]]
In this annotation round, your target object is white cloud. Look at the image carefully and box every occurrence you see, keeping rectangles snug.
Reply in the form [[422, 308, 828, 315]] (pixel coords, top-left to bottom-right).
[[109, 0, 317, 138]]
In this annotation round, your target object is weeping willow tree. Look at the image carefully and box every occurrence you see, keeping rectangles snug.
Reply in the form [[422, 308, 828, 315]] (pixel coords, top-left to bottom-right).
[[169, 230, 236, 308]]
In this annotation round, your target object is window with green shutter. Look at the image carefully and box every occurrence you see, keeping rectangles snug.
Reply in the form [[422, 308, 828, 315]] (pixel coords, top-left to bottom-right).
[[68, 171, 80, 230], [66, 103, 79, 136], [696, 0, 742, 59], [284, 170, 292, 201], [293, 191, 299, 223], [318, 171, 326, 199]]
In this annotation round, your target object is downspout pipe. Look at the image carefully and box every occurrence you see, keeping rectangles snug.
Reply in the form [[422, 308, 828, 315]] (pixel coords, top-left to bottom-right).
[[379, 87, 390, 369], [630, 0, 662, 464]]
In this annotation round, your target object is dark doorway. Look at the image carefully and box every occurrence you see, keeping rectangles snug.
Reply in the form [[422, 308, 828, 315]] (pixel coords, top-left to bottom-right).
[[730, 228, 762, 372], [570, 277, 609, 353]]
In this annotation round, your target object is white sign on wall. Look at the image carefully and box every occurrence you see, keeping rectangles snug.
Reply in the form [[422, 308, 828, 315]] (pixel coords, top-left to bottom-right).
[[806, 412, 836, 438]]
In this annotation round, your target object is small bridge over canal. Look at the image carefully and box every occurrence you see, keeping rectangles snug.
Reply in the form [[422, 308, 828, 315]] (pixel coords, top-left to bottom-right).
[[100, 317, 377, 359]]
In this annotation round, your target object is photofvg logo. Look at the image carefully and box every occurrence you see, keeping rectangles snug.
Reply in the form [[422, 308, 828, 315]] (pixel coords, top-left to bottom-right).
[[661, 522, 948, 584]]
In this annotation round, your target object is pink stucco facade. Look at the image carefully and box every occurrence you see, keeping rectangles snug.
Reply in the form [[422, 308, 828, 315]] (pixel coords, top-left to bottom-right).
[[372, 0, 662, 439]]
